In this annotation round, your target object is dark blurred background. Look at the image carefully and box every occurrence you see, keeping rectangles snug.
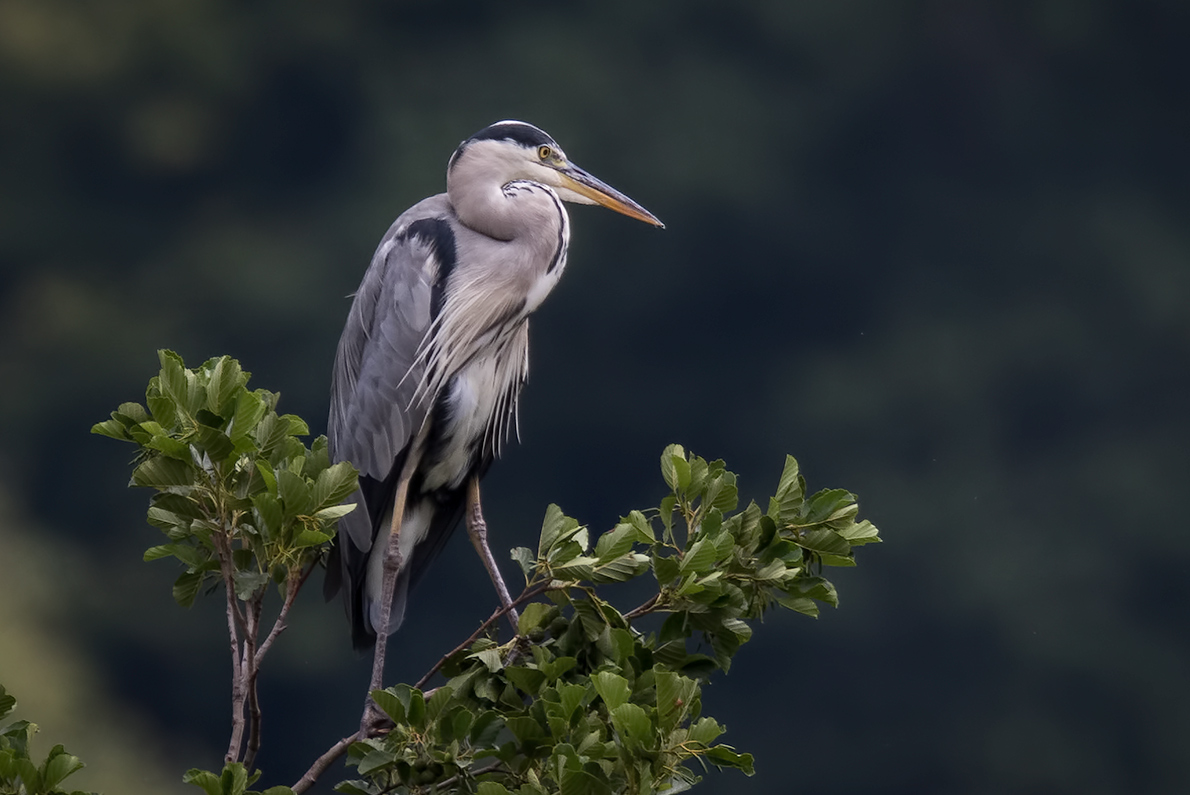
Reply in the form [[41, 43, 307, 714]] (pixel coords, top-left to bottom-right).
[[2, 1, 1188, 793]]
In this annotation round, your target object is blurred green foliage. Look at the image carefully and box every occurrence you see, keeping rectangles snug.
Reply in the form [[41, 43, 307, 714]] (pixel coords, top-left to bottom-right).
[[0, 687, 94, 795]]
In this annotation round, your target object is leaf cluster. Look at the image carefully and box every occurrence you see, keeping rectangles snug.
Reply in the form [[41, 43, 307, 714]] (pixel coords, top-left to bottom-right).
[[92, 350, 358, 605], [0, 687, 93, 795], [182, 764, 292, 795], [339, 445, 879, 794]]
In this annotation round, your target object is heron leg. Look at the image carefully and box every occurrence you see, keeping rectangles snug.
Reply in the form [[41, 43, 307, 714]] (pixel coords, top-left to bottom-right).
[[466, 476, 520, 632], [360, 472, 413, 735]]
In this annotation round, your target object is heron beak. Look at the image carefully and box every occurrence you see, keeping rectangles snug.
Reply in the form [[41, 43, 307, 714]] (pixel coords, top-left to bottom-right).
[[558, 164, 665, 228]]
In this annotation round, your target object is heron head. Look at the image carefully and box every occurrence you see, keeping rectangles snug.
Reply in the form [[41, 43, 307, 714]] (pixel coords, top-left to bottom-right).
[[449, 120, 663, 228]]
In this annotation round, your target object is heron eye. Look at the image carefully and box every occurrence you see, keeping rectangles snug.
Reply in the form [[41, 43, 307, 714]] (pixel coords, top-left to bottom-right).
[[538, 145, 552, 160]]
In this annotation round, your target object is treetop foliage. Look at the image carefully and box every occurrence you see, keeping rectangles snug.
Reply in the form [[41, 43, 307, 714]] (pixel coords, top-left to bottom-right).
[[73, 352, 881, 793]]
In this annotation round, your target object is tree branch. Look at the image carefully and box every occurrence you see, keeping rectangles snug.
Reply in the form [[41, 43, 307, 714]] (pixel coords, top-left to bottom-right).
[[291, 731, 361, 794], [254, 563, 311, 667], [415, 581, 551, 690], [624, 593, 662, 621], [243, 593, 264, 772], [216, 533, 247, 765]]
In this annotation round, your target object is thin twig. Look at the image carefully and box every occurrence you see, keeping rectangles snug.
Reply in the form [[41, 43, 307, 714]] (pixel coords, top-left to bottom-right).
[[254, 564, 311, 667], [624, 593, 661, 621], [290, 731, 361, 794], [433, 758, 505, 790], [414, 581, 550, 690]]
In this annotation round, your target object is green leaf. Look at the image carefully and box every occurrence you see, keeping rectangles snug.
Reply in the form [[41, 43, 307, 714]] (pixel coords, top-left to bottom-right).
[[292, 529, 333, 548], [660, 444, 685, 490], [252, 493, 283, 537], [773, 455, 804, 521], [91, 418, 132, 440], [312, 461, 360, 510], [229, 390, 267, 444], [591, 553, 650, 584], [625, 510, 655, 543], [687, 716, 725, 745], [594, 523, 635, 562], [206, 356, 245, 416], [220, 762, 250, 795], [371, 689, 408, 725], [40, 745, 84, 790], [539, 504, 576, 557], [702, 745, 755, 775], [469, 648, 503, 673], [172, 570, 205, 607], [182, 768, 223, 795], [276, 469, 313, 517], [653, 553, 679, 585], [143, 544, 180, 562], [233, 570, 269, 601], [591, 672, 630, 710], [511, 546, 537, 576], [313, 504, 355, 521], [609, 703, 652, 749], [131, 456, 194, 490], [504, 667, 547, 696], [838, 518, 881, 546], [679, 539, 717, 575], [0, 686, 15, 720], [477, 783, 514, 795], [795, 529, 851, 558], [518, 602, 555, 635]]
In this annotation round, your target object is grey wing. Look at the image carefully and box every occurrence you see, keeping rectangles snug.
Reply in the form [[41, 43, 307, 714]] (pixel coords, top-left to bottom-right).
[[328, 217, 439, 561]]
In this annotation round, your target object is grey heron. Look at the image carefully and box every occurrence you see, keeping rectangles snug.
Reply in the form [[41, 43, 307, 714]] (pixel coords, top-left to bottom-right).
[[324, 120, 662, 680]]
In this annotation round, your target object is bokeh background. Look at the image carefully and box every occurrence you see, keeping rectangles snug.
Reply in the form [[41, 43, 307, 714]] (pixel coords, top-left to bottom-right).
[[2, 1, 1188, 793]]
